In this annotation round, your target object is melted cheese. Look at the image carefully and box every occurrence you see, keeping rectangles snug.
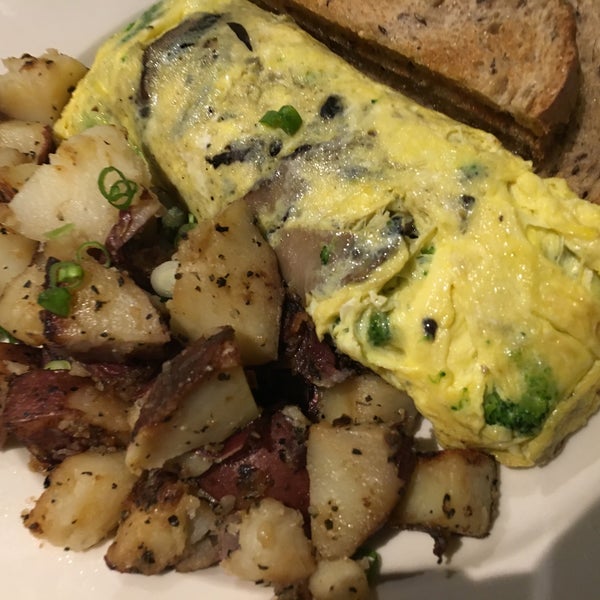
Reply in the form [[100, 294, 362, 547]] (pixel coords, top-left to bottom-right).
[[56, 0, 600, 466]]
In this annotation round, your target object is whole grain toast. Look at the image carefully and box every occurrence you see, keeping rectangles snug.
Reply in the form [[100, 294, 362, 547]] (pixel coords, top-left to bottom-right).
[[251, 0, 580, 164], [540, 0, 600, 204]]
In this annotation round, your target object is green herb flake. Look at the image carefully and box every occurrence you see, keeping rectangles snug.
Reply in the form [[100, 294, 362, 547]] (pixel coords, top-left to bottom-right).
[[259, 105, 303, 136], [37, 287, 72, 318], [44, 223, 75, 240], [320, 245, 331, 265]]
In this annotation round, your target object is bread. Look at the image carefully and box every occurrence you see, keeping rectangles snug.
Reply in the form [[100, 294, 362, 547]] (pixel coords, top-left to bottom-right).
[[539, 0, 600, 204], [250, 0, 580, 163]]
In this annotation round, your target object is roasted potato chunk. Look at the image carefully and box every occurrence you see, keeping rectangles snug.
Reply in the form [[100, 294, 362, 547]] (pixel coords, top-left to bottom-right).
[[307, 422, 413, 560], [308, 558, 372, 600], [390, 448, 499, 539], [23, 450, 136, 551], [221, 497, 316, 585], [6, 125, 158, 259], [43, 258, 170, 363], [168, 198, 284, 365], [4, 369, 132, 465], [127, 327, 260, 472], [0, 162, 38, 202], [316, 371, 420, 435], [105, 469, 201, 574], [0, 50, 87, 124], [0, 262, 46, 346], [0, 119, 53, 164]]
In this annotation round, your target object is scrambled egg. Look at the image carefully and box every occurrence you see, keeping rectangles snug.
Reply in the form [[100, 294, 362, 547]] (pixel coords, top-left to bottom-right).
[[56, 0, 600, 466]]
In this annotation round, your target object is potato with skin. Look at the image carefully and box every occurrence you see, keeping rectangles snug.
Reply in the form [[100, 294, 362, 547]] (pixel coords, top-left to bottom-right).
[[168, 198, 284, 365], [43, 258, 170, 363], [126, 327, 260, 472], [23, 450, 137, 551]]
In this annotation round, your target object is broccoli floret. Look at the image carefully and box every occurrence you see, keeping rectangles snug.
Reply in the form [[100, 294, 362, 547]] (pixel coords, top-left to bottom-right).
[[483, 361, 559, 435], [367, 310, 391, 346]]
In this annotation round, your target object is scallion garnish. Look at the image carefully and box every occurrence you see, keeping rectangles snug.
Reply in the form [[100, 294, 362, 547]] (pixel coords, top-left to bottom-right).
[[76, 241, 111, 267], [259, 104, 303, 135], [98, 166, 138, 209], [44, 360, 72, 371], [44, 223, 75, 239], [37, 286, 72, 318], [49, 261, 84, 290]]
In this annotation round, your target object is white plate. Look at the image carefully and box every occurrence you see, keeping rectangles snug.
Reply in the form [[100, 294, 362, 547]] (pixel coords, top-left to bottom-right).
[[1, 2, 600, 598]]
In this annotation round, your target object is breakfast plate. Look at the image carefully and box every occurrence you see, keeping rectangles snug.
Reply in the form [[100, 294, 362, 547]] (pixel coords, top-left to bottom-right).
[[1, 1, 600, 598]]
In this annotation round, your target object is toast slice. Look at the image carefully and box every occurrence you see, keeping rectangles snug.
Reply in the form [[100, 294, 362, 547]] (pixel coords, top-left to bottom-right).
[[540, 0, 600, 204], [251, 0, 580, 164]]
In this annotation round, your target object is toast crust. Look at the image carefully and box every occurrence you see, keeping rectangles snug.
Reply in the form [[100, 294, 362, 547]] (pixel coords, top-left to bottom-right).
[[252, 0, 580, 163], [540, 0, 600, 203]]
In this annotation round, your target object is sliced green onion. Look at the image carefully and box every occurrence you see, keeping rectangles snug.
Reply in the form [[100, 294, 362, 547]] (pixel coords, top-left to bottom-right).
[[49, 261, 84, 290], [76, 241, 111, 267], [44, 223, 75, 239], [353, 548, 381, 585], [44, 360, 72, 371], [37, 286, 72, 317], [98, 165, 138, 210], [259, 104, 303, 135]]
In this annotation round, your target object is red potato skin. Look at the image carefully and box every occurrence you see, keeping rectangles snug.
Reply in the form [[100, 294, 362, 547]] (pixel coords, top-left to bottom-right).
[[196, 409, 310, 518], [3, 369, 127, 466], [0, 343, 43, 446], [132, 326, 241, 439]]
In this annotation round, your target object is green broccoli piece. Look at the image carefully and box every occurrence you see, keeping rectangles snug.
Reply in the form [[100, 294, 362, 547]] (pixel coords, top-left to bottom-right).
[[483, 361, 558, 435], [367, 310, 391, 346]]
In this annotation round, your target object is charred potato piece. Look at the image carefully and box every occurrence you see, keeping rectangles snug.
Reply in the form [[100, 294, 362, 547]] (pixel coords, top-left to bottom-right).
[[43, 258, 170, 363], [23, 450, 136, 551], [390, 448, 499, 539], [4, 369, 131, 466], [221, 497, 316, 585], [0, 50, 87, 125], [168, 198, 284, 365], [105, 469, 201, 574], [316, 371, 420, 435], [126, 327, 260, 472], [307, 422, 414, 560]]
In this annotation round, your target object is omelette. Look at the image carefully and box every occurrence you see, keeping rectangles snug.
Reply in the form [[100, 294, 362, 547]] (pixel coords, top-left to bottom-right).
[[56, 0, 600, 467]]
